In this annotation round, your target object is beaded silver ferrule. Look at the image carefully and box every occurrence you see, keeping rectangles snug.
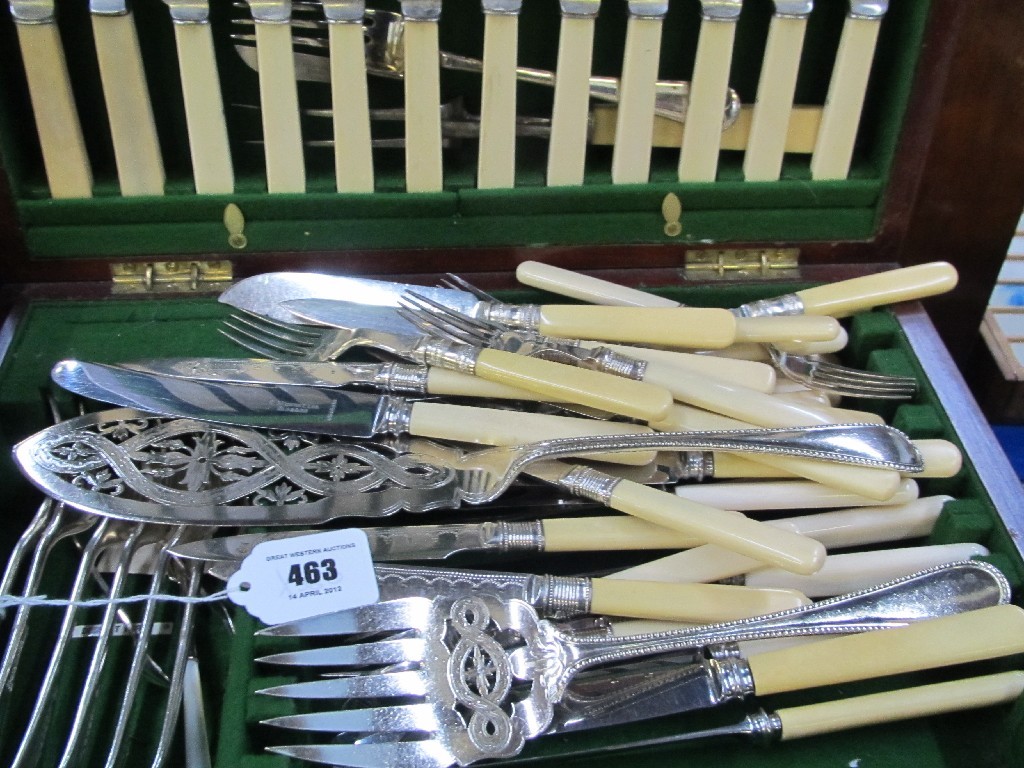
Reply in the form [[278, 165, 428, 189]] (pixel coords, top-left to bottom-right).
[[377, 362, 431, 394], [627, 0, 668, 19], [709, 656, 756, 700], [850, 0, 888, 20], [400, 0, 442, 22], [584, 346, 648, 380], [370, 395, 415, 435], [680, 451, 716, 481], [557, 466, 621, 505], [526, 575, 593, 618], [734, 293, 805, 318], [417, 339, 481, 375], [748, 710, 784, 742], [481, 0, 522, 15], [773, 0, 813, 19], [246, 0, 292, 23], [705, 641, 744, 660], [495, 520, 545, 553], [161, 0, 210, 24], [321, 0, 366, 23], [559, 0, 600, 18], [482, 302, 544, 330], [699, 0, 743, 21]]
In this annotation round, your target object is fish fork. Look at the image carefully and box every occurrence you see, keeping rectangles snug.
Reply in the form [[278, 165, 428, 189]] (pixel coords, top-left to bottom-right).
[[229, 2, 741, 127], [258, 598, 1024, 767]]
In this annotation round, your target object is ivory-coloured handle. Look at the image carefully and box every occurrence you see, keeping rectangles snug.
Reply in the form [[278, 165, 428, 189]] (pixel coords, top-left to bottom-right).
[[759, 330, 849, 355], [173, 23, 233, 194], [745, 543, 990, 597], [777, 671, 1024, 741], [589, 580, 808, 623], [795, 263, 959, 318], [608, 480, 826, 574], [425, 367, 569, 402], [329, 23, 374, 193], [733, 316, 841, 344], [473, 348, 673, 422], [780, 496, 949, 548], [91, 13, 165, 196], [810, 15, 881, 180], [407, 402, 657, 465], [678, 19, 736, 181], [593, 343, 777, 392], [516, 261, 680, 307], [611, 16, 663, 184], [254, 22, 305, 193], [660, 404, 902, 500], [477, 14, 518, 189], [676, 478, 919, 511], [748, 604, 1024, 696], [536, 306, 737, 348], [546, 16, 596, 186], [541, 515, 719, 551], [743, 16, 807, 181], [15, 23, 92, 198], [914, 439, 962, 478], [403, 20, 444, 192]]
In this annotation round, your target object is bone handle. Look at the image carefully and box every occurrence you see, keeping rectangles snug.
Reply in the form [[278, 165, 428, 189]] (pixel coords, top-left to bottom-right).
[[255, 23, 305, 192], [733, 316, 841, 344], [595, 345, 776, 392], [91, 12, 165, 195], [329, 23, 374, 192], [611, 16, 663, 184], [407, 402, 657, 465], [809, 15, 881, 179], [744, 543, 990, 597], [589, 580, 808, 623], [536, 306, 737, 348], [676, 478, 919, 511], [678, 19, 736, 181], [606, 480, 826, 574], [516, 261, 680, 307], [795, 262, 959, 317], [477, 14, 519, 189], [778, 672, 1024, 741], [14, 23, 92, 198], [743, 16, 807, 181], [403, 20, 444, 192], [748, 605, 1024, 696], [546, 16, 596, 186], [473, 348, 673, 422], [172, 23, 233, 194], [541, 515, 724, 551]]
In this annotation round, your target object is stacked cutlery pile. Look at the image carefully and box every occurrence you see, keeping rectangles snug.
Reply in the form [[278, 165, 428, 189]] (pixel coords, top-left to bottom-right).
[[4, 260, 1024, 766], [5, 0, 890, 198]]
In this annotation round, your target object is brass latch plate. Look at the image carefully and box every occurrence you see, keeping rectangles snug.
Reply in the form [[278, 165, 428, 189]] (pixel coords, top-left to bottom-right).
[[684, 248, 800, 279], [111, 260, 234, 294]]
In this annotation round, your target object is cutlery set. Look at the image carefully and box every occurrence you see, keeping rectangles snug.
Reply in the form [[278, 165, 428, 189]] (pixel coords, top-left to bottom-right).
[[2, 260, 1023, 766], [6, 0, 890, 198]]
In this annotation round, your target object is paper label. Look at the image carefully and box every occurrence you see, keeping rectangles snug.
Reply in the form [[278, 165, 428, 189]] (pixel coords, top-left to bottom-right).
[[226, 529, 379, 625]]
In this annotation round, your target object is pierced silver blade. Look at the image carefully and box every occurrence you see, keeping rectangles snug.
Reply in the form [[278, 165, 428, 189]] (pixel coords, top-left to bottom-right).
[[266, 741, 456, 768], [259, 669, 428, 699], [256, 637, 426, 667], [262, 702, 441, 733]]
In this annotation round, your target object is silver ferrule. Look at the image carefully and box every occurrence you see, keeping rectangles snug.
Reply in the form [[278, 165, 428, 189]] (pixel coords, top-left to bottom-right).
[[416, 339, 480, 375], [627, 0, 668, 19], [482, 302, 544, 330], [321, 0, 365, 23], [850, 0, 888, 20], [705, 641, 743, 660], [559, 0, 600, 19], [527, 574, 593, 618], [680, 451, 716, 481], [371, 395, 415, 435], [708, 656, 756, 700], [377, 362, 431, 394], [734, 293, 805, 318], [247, 0, 292, 23], [584, 346, 648, 380], [495, 520, 545, 553], [747, 709, 784, 742], [10, 0, 55, 23], [699, 0, 742, 21], [481, 0, 522, 15], [772, 0, 813, 19], [400, 0, 442, 22], [557, 466, 621, 505], [90, 0, 130, 15], [161, 0, 210, 24]]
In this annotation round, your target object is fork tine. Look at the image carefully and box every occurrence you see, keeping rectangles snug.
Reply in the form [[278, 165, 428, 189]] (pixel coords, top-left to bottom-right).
[[256, 637, 427, 667], [396, 304, 487, 346], [217, 327, 297, 359], [234, 309, 326, 338], [258, 669, 429, 699], [256, 597, 432, 637], [440, 273, 500, 303], [400, 292, 500, 342], [263, 702, 440, 734], [266, 741, 456, 768], [219, 323, 313, 357]]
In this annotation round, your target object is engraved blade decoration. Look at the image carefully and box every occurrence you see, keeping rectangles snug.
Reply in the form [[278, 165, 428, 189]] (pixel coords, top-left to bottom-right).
[[13, 408, 460, 525]]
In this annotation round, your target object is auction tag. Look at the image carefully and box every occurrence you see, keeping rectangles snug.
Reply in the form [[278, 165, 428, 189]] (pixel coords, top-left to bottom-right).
[[226, 529, 379, 625]]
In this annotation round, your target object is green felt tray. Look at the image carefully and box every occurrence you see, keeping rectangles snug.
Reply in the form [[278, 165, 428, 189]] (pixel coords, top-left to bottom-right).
[[0, 280, 1021, 767], [0, 0, 929, 256]]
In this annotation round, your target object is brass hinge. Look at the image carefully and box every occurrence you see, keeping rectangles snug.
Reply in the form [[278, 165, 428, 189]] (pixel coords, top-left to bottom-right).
[[111, 260, 234, 294], [684, 248, 800, 280]]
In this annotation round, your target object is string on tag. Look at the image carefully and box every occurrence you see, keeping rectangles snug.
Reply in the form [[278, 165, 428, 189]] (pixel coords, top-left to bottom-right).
[[0, 589, 236, 612]]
